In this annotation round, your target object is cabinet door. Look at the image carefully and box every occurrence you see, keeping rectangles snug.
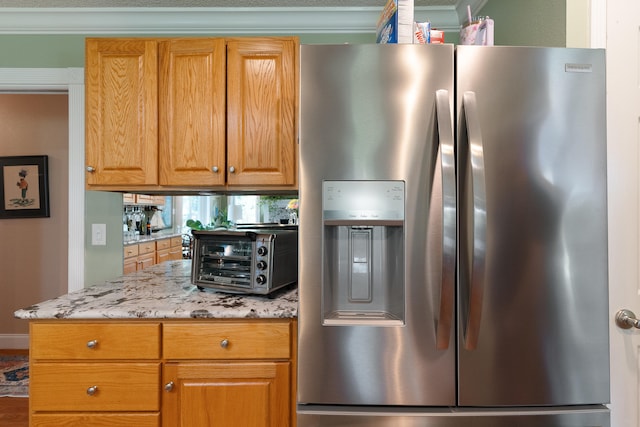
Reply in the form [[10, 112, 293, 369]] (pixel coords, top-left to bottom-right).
[[85, 38, 158, 186], [123, 257, 138, 275], [138, 252, 156, 270], [226, 37, 298, 187], [156, 248, 170, 264], [159, 38, 226, 186], [163, 362, 291, 427]]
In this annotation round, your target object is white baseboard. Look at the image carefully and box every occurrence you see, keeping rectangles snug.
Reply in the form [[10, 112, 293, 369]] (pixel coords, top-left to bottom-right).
[[0, 334, 29, 349]]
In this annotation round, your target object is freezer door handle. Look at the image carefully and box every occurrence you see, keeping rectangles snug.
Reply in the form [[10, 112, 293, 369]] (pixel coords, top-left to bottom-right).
[[435, 89, 456, 350], [462, 91, 487, 350]]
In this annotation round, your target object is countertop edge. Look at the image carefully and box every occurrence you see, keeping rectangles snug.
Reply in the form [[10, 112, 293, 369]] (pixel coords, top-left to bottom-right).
[[14, 260, 298, 320]]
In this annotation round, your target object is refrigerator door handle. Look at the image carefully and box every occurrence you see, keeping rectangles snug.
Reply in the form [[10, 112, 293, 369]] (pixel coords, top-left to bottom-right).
[[435, 89, 456, 350], [462, 91, 487, 350]]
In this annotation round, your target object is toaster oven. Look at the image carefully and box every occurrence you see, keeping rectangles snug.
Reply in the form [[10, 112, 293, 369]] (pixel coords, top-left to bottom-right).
[[190, 228, 298, 295]]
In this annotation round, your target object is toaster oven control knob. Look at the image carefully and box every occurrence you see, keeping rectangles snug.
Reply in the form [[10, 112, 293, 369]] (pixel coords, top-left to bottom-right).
[[256, 274, 267, 285], [257, 260, 267, 270], [257, 246, 268, 256]]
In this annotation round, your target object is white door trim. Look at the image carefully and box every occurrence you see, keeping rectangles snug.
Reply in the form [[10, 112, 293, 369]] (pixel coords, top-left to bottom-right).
[[0, 67, 85, 293]]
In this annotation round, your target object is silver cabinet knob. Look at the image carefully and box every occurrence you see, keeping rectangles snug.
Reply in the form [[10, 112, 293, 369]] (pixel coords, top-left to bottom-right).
[[164, 381, 174, 392], [220, 338, 229, 348], [229, 166, 235, 173], [86, 166, 96, 173], [86, 385, 98, 396], [86, 340, 98, 349], [616, 309, 640, 329], [212, 166, 219, 173]]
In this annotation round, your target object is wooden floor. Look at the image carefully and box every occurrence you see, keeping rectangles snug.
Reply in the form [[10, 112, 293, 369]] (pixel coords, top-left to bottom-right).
[[0, 349, 28, 427]]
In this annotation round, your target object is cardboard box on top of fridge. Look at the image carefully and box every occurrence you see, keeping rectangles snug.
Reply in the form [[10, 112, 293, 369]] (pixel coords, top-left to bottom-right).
[[376, 0, 414, 43]]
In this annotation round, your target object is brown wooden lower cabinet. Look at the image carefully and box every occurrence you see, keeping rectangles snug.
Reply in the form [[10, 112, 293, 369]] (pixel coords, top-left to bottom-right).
[[155, 236, 183, 264], [162, 362, 290, 427], [29, 319, 297, 427], [124, 236, 183, 274], [31, 413, 160, 427]]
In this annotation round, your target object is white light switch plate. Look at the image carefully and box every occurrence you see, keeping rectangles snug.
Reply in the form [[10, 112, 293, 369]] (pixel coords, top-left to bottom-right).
[[92, 223, 107, 246]]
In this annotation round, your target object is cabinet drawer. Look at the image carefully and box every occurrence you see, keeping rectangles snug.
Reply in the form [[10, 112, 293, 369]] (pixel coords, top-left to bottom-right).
[[163, 321, 290, 360], [32, 413, 160, 427], [31, 362, 160, 411], [170, 236, 182, 247], [156, 238, 171, 250], [139, 241, 156, 255], [124, 244, 139, 258], [31, 323, 161, 360], [136, 194, 155, 204]]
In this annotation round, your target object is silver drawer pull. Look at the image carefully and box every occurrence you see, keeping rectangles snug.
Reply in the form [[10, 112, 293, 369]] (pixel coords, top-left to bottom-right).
[[220, 339, 229, 348], [164, 381, 175, 392], [86, 385, 98, 396], [86, 340, 98, 349]]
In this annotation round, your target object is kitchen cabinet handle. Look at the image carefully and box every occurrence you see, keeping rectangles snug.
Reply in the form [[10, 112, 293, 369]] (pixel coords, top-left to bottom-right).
[[461, 91, 487, 351], [220, 338, 229, 348], [86, 166, 95, 173], [229, 166, 235, 173], [434, 89, 456, 351], [164, 381, 175, 392], [86, 339, 98, 349], [86, 386, 98, 396], [212, 166, 219, 173]]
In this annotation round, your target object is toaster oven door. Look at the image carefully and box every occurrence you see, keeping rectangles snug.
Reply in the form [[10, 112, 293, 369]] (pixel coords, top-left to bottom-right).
[[192, 234, 255, 291]]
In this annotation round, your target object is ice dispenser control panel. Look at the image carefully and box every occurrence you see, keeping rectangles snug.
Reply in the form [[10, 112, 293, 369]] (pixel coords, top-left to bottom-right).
[[323, 181, 405, 221]]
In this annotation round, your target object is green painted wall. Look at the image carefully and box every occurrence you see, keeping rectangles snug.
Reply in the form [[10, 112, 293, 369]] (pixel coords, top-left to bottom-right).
[[0, 35, 85, 67], [0, 33, 376, 68], [84, 191, 124, 286], [480, 0, 566, 47]]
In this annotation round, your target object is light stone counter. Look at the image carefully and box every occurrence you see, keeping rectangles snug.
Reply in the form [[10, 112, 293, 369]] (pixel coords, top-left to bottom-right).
[[14, 260, 297, 320]]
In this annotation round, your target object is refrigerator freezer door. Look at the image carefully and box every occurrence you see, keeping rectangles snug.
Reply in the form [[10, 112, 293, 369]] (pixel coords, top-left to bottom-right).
[[298, 44, 456, 406], [456, 46, 609, 406]]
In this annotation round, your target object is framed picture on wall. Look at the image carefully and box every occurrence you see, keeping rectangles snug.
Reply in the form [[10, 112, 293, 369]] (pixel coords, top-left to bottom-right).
[[0, 155, 50, 219]]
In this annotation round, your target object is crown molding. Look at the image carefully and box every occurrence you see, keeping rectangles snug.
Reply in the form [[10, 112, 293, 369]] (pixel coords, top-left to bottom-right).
[[0, 6, 469, 35]]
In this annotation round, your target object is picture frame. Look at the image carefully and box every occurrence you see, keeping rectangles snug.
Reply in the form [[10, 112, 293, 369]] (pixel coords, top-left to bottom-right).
[[0, 155, 50, 219]]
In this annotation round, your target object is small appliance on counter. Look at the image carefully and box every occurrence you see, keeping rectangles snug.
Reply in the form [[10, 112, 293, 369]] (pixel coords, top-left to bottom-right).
[[190, 228, 298, 295]]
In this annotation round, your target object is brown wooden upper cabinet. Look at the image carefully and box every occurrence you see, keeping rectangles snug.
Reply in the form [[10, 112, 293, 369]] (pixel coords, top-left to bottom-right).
[[85, 37, 298, 191]]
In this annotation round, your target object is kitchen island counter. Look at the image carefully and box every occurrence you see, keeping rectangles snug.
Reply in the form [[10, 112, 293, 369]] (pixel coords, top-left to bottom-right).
[[14, 259, 297, 320]]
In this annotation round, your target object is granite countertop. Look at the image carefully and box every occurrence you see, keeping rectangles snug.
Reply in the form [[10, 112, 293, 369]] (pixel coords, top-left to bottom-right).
[[14, 260, 298, 320], [124, 229, 184, 245]]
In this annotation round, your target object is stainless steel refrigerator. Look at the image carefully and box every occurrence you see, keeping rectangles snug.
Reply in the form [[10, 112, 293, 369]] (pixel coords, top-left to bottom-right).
[[297, 44, 610, 426]]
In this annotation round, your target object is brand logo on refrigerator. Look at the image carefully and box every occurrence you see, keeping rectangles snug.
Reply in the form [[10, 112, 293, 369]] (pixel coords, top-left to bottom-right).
[[565, 63, 593, 73]]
